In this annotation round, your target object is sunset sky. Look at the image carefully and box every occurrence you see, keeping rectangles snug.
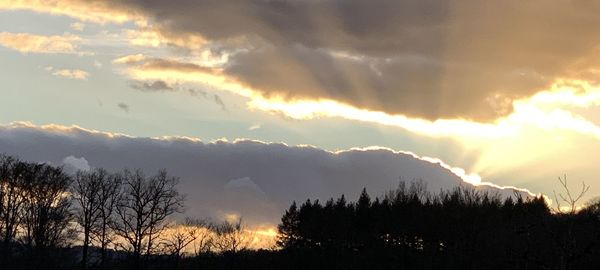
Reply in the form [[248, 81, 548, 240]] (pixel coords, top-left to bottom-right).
[[2, 0, 600, 228]]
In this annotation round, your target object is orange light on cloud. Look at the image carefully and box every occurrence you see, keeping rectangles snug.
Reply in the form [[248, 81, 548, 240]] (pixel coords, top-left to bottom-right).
[[115, 55, 600, 143], [0, 32, 81, 54], [46, 66, 89, 80], [0, 0, 139, 24]]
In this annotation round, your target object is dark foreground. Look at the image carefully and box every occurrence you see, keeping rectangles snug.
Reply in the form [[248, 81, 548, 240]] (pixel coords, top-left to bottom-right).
[[2, 154, 600, 270], [5, 184, 600, 270]]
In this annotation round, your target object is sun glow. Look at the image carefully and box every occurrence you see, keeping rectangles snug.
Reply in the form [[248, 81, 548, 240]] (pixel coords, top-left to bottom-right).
[[157, 224, 278, 253], [249, 79, 600, 143], [247, 97, 518, 139], [117, 56, 600, 143], [114, 57, 600, 206]]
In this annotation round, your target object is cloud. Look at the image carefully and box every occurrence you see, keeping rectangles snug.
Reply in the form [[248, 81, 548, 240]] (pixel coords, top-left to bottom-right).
[[117, 55, 600, 141], [213, 94, 227, 111], [117, 58, 230, 110], [123, 27, 206, 48], [7, 1, 600, 121], [113, 54, 148, 65], [188, 88, 230, 111], [46, 67, 89, 80], [188, 88, 208, 98], [224, 177, 267, 198], [0, 0, 139, 24], [248, 124, 261, 131], [62, 155, 91, 173], [117, 102, 129, 112], [0, 32, 81, 54], [47, 0, 599, 122], [0, 122, 534, 226], [70, 22, 85, 31], [130, 80, 174, 92], [122, 56, 219, 75]]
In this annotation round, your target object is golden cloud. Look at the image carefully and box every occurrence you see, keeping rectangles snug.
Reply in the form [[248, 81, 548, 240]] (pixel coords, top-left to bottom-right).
[[0, 32, 81, 54], [49, 67, 90, 80], [113, 56, 600, 144], [6, 1, 600, 122], [0, 0, 139, 24]]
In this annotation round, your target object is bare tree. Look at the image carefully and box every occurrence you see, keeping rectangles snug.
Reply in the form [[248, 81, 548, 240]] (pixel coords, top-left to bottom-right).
[[91, 172, 122, 270], [159, 218, 207, 258], [20, 163, 73, 252], [145, 170, 185, 257], [188, 219, 215, 256], [211, 218, 252, 253], [113, 169, 184, 266], [0, 155, 28, 257], [552, 174, 591, 270], [73, 168, 107, 269], [553, 174, 589, 214], [0, 155, 8, 238]]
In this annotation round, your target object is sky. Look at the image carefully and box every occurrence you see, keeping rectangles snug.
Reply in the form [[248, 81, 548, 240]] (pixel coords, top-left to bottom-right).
[[2, 0, 600, 228]]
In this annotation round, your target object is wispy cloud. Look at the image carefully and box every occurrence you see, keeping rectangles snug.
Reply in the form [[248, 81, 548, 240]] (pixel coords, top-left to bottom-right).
[[117, 102, 130, 112], [0, 32, 81, 54], [130, 80, 174, 92], [0, 0, 138, 24], [113, 54, 148, 65], [45, 66, 89, 80], [70, 22, 85, 31], [213, 94, 227, 111]]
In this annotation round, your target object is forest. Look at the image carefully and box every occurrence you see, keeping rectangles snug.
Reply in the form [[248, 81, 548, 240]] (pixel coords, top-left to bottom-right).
[[2, 154, 600, 270]]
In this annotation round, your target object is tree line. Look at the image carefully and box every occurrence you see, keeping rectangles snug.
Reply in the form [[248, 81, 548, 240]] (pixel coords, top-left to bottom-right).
[[3, 153, 600, 270], [0, 155, 254, 270], [276, 181, 600, 270]]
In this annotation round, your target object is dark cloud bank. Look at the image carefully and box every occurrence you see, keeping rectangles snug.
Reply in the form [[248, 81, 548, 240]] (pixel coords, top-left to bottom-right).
[[0, 123, 526, 226], [109, 0, 600, 121]]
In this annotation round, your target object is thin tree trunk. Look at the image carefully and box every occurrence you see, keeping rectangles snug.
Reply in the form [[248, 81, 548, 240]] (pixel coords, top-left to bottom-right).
[[100, 227, 107, 270], [82, 231, 89, 270]]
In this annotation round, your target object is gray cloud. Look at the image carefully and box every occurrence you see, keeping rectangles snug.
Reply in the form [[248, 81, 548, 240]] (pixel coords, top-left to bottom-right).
[[127, 75, 228, 111], [105, 0, 600, 121], [224, 177, 266, 196], [62, 155, 91, 174], [0, 123, 529, 226], [117, 102, 129, 112], [130, 80, 174, 92], [213, 94, 227, 111], [187, 88, 207, 98]]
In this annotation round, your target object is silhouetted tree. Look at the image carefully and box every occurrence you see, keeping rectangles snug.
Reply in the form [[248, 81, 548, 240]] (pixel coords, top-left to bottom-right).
[[552, 175, 591, 270], [186, 218, 215, 256], [277, 202, 299, 249], [73, 168, 108, 269], [211, 218, 252, 253], [159, 218, 201, 258], [0, 155, 27, 259], [20, 163, 73, 259], [4, 153, 600, 270], [113, 169, 184, 267], [92, 171, 122, 270], [554, 174, 589, 214], [276, 181, 567, 270]]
